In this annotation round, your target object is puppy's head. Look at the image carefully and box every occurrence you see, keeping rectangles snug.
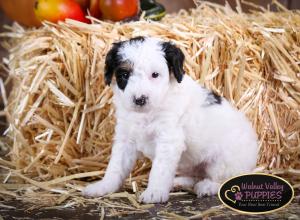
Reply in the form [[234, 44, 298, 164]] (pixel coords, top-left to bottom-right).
[[104, 36, 185, 112]]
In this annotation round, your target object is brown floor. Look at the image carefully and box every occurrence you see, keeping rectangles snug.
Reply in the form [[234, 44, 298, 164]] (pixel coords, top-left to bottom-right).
[[1, 192, 300, 219]]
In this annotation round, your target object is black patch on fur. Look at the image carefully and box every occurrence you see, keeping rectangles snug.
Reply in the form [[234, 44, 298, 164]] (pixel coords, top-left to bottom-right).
[[161, 42, 185, 83], [104, 42, 123, 86], [115, 67, 132, 90], [206, 91, 222, 105]]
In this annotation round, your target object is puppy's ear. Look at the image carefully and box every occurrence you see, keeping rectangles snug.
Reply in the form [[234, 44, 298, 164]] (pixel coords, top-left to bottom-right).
[[162, 42, 185, 83], [104, 42, 122, 85]]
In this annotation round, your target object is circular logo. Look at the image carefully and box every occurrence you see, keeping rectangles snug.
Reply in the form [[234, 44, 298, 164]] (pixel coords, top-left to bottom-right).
[[218, 173, 294, 214]]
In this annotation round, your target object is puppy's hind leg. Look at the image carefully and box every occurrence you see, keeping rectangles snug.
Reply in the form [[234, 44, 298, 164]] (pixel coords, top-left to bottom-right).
[[194, 178, 220, 197], [173, 176, 197, 188], [193, 162, 223, 197]]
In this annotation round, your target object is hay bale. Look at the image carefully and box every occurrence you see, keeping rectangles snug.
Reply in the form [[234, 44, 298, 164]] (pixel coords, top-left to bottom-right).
[[1, 1, 300, 189]]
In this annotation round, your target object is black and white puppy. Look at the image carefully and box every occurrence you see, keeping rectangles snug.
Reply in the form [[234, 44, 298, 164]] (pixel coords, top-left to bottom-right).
[[82, 37, 258, 203]]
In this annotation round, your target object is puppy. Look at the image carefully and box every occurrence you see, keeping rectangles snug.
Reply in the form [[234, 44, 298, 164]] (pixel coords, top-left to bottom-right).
[[82, 37, 258, 203]]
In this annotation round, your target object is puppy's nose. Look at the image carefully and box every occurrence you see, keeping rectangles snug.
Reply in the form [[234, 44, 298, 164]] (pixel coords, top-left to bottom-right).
[[134, 95, 148, 106]]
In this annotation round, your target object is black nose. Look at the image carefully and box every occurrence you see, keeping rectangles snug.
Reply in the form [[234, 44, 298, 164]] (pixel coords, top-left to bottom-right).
[[134, 95, 148, 106]]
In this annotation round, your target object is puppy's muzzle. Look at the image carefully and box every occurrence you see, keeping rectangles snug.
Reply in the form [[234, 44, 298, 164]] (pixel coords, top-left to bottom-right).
[[134, 95, 148, 106]]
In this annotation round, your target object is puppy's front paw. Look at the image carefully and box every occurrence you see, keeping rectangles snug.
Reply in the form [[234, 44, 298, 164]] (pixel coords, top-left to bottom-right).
[[82, 180, 118, 197], [139, 188, 169, 203], [194, 179, 220, 197]]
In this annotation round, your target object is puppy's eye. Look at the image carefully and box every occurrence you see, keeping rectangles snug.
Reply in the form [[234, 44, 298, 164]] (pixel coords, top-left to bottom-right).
[[152, 72, 159, 78], [117, 70, 130, 80], [121, 72, 129, 79]]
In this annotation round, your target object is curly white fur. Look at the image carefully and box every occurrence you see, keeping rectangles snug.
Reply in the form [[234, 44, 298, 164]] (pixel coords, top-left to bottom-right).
[[82, 37, 258, 203]]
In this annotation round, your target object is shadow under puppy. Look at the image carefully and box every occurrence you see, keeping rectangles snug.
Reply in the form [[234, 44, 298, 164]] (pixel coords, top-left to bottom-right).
[[83, 36, 258, 203]]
